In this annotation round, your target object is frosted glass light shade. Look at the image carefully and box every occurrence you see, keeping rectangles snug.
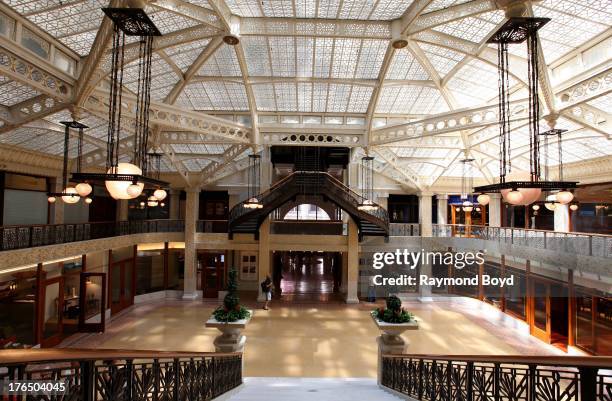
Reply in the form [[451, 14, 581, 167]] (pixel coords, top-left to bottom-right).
[[127, 183, 143, 198], [501, 188, 541, 205], [570, 204, 579, 211], [555, 191, 574, 205], [147, 196, 158, 207], [48, 196, 56, 203], [477, 194, 490, 205], [75, 182, 92, 197], [504, 190, 524, 205], [105, 163, 144, 200], [153, 188, 167, 201], [462, 206, 473, 212], [85, 197, 93, 204], [544, 203, 557, 211], [532, 204, 540, 211], [546, 194, 557, 202], [62, 187, 80, 204]]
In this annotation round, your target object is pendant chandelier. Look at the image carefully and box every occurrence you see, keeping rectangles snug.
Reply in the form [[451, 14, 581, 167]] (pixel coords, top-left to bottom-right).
[[460, 158, 475, 212], [72, 7, 167, 200], [147, 151, 167, 202], [474, 18, 577, 205], [48, 120, 91, 205], [244, 154, 263, 209], [358, 156, 378, 211], [540, 128, 576, 211]]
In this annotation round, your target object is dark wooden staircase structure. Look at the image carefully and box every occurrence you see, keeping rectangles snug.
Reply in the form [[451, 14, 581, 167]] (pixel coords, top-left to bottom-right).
[[228, 171, 389, 240]]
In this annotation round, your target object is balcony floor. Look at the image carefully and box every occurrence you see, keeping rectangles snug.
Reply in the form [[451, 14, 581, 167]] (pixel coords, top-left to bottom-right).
[[63, 297, 564, 377]]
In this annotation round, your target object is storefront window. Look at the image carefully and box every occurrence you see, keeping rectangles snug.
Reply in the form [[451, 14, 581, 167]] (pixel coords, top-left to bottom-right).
[[505, 268, 526, 320], [595, 297, 612, 355], [0, 266, 37, 347], [168, 249, 184, 290], [136, 249, 165, 295], [576, 290, 594, 353]]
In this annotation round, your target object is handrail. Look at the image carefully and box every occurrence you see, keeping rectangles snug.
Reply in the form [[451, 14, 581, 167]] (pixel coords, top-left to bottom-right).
[[0, 348, 240, 365], [436, 223, 612, 238], [381, 353, 611, 401], [382, 353, 612, 368]]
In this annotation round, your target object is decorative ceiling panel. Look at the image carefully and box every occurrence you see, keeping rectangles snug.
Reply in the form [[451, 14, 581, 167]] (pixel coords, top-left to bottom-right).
[[432, 11, 505, 43], [418, 43, 464, 78], [198, 44, 242, 77], [165, 39, 213, 73], [386, 48, 429, 80]]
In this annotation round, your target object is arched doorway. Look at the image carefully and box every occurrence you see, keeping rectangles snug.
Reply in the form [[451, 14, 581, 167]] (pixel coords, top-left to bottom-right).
[[283, 204, 331, 220]]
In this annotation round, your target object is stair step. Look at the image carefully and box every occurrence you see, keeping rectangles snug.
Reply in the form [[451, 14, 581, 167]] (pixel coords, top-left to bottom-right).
[[227, 378, 405, 401]]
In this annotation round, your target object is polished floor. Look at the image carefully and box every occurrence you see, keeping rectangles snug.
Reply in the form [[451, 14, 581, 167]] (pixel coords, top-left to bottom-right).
[[66, 297, 563, 378]]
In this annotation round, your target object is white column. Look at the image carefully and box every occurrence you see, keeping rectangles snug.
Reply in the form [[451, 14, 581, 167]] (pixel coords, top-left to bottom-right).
[[488, 193, 502, 227], [554, 204, 570, 232], [418, 261, 433, 302], [376, 193, 388, 210], [260, 147, 272, 191], [48, 177, 64, 224], [183, 187, 199, 299], [418, 192, 433, 237], [169, 190, 180, 220], [437, 194, 448, 225], [346, 219, 360, 304]]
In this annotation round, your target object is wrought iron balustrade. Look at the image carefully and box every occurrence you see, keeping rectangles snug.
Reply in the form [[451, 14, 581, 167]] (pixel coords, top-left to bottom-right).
[[381, 354, 612, 401], [432, 224, 612, 258], [390, 223, 421, 236], [0, 220, 185, 251], [0, 348, 242, 401], [196, 220, 229, 233]]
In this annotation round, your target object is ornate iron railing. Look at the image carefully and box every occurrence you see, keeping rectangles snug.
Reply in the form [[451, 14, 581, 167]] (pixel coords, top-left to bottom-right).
[[390, 223, 421, 236], [381, 354, 612, 401], [0, 220, 185, 251], [432, 224, 612, 258], [0, 348, 242, 401], [196, 220, 228, 233]]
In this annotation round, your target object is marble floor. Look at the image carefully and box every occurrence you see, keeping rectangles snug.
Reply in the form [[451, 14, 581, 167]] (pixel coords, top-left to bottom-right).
[[65, 297, 563, 378]]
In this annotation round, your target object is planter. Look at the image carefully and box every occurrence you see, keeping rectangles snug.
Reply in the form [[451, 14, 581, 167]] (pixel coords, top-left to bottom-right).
[[371, 314, 419, 384], [205, 311, 253, 353]]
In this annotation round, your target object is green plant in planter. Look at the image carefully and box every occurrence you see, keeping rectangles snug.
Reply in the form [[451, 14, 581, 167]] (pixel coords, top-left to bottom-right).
[[372, 295, 414, 323], [213, 268, 251, 322]]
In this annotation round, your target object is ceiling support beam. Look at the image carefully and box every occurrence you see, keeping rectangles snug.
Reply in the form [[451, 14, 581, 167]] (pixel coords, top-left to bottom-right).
[[408, 0, 496, 35], [371, 147, 422, 190], [150, 0, 223, 30], [0, 95, 65, 134], [365, 43, 395, 147], [199, 144, 249, 186], [399, 0, 437, 34]]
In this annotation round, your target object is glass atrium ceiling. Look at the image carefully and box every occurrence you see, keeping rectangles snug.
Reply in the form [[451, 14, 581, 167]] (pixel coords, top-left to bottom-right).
[[0, 0, 610, 187]]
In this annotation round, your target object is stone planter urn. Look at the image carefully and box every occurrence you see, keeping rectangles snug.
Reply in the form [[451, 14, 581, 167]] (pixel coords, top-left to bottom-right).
[[206, 311, 253, 353], [371, 313, 419, 384]]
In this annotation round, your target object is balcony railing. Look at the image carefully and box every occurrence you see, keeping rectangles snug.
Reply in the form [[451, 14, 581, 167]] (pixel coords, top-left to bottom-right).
[[432, 224, 612, 258], [196, 220, 229, 233], [381, 354, 612, 401], [0, 348, 242, 401], [0, 220, 185, 251], [390, 223, 421, 236]]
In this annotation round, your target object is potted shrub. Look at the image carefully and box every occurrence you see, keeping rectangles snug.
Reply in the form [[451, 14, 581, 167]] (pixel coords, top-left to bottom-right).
[[205, 268, 252, 352], [371, 295, 418, 345]]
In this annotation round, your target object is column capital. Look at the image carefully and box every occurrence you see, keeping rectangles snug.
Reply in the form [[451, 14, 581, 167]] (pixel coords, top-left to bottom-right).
[[184, 186, 201, 194], [436, 194, 449, 200], [418, 191, 434, 198], [489, 193, 502, 199]]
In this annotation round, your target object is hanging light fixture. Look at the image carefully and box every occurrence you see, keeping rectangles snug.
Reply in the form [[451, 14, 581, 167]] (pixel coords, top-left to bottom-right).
[[532, 204, 540, 211], [147, 152, 167, 201], [244, 154, 263, 209], [72, 7, 167, 200], [358, 156, 379, 211], [48, 120, 90, 204], [477, 193, 490, 206], [147, 195, 159, 207], [460, 158, 475, 212], [570, 204, 579, 211], [474, 18, 577, 205]]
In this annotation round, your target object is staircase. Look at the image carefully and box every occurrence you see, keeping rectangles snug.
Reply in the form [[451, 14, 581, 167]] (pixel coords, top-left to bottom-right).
[[227, 378, 405, 401], [228, 171, 389, 240]]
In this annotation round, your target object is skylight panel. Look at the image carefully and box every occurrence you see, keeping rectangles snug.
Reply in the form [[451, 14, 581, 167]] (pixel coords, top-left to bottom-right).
[[295, 0, 317, 18], [165, 39, 213, 73], [269, 37, 296, 77], [331, 39, 361, 79], [370, 0, 415, 20], [347, 86, 374, 113], [326, 84, 351, 112], [147, 9, 200, 35], [181, 82, 212, 110], [261, 0, 294, 17], [354, 39, 387, 79], [273, 83, 298, 111], [317, 0, 341, 18], [225, 0, 263, 17], [412, 87, 449, 114], [588, 93, 612, 112], [313, 38, 334, 78], [253, 84, 276, 111], [23, 1, 104, 38], [422, 0, 471, 13], [296, 37, 314, 78], [199, 44, 241, 77], [312, 83, 329, 112], [297, 82, 313, 112], [418, 43, 464, 77], [386, 48, 429, 80], [376, 86, 401, 113], [446, 59, 508, 107], [390, 86, 424, 114], [0, 81, 39, 106], [338, 0, 376, 20], [433, 11, 504, 43], [243, 37, 272, 76], [59, 30, 98, 56]]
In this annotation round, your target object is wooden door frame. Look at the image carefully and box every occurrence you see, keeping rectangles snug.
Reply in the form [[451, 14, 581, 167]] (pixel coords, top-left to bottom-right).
[[79, 272, 106, 332], [199, 250, 226, 298], [529, 277, 551, 343], [38, 276, 64, 348], [108, 260, 135, 315]]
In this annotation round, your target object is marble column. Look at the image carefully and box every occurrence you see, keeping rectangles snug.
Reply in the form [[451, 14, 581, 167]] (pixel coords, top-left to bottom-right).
[[554, 204, 570, 232], [418, 260, 433, 302], [346, 219, 360, 304], [257, 217, 271, 302], [183, 187, 200, 299], [48, 177, 64, 224], [437, 194, 448, 225], [260, 147, 272, 191], [169, 190, 180, 220], [418, 192, 433, 237], [488, 193, 502, 227]]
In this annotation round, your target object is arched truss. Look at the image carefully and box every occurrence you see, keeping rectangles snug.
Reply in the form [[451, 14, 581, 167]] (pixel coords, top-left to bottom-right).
[[0, 0, 610, 190]]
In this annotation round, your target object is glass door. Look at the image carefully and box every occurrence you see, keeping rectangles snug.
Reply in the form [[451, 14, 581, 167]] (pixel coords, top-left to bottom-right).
[[200, 252, 225, 298], [109, 261, 134, 315], [79, 272, 106, 332], [530, 279, 550, 343], [39, 277, 64, 347]]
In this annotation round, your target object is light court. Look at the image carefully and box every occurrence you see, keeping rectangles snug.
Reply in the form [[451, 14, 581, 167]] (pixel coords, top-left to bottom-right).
[[0, 0, 610, 400]]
